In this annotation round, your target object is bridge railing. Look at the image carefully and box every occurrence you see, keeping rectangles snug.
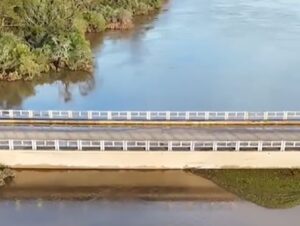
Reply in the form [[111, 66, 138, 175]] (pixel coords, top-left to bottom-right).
[[1, 110, 300, 121], [1, 139, 300, 152]]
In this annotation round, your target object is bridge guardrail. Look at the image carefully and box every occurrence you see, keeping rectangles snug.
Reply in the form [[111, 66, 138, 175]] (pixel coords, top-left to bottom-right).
[[1, 139, 300, 152], [0, 110, 300, 121]]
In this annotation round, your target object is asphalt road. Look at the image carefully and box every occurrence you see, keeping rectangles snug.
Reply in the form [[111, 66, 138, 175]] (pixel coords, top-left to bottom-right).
[[0, 125, 300, 141]]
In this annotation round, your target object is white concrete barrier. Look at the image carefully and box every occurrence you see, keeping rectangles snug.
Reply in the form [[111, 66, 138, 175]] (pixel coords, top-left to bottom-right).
[[1, 139, 299, 151], [1, 151, 300, 169], [1, 110, 300, 121]]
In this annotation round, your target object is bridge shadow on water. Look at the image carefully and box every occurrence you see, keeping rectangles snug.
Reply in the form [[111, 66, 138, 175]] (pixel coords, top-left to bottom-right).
[[0, 169, 300, 226], [2, 169, 300, 209], [0, 170, 236, 202]]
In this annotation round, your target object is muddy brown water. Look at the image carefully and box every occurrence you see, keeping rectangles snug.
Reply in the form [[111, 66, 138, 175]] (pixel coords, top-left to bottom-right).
[[0, 170, 299, 226], [0, 170, 236, 201]]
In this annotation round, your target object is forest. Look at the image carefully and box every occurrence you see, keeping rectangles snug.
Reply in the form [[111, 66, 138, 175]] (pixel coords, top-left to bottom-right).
[[0, 0, 163, 81]]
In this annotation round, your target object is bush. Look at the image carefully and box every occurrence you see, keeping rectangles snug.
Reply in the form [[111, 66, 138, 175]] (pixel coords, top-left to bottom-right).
[[0, 0, 164, 80], [83, 11, 106, 32], [0, 33, 44, 81]]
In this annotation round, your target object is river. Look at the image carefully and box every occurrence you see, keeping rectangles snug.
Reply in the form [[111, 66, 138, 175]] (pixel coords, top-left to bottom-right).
[[1, 0, 300, 224], [1, 200, 300, 226], [0, 170, 299, 226], [1, 0, 300, 110]]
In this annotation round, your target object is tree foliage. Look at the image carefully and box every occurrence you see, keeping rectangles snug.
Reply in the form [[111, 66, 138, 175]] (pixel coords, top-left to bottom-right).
[[0, 0, 163, 80]]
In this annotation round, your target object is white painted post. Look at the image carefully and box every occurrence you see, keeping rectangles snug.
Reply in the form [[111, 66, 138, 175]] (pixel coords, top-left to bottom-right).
[[9, 110, 13, 119], [88, 111, 92, 120], [235, 141, 240, 151], [280, 141, 286, 152], [107, 112, 112, 120], [213, 142, 218, 151], [283, 112, 288, 120], [123, 141, 128, 151], [100, 141, 105, 151], [224, 112, 229, 120], [145, 141, 150, 151], [185, 112, 190, 121], [28, 110, 33, 118], [49, 111, 53, 119], [263, 112, 268, 120], [258, 141, 263, 151], [205, 112, 209, 121], [54, 140, 60, 151], [166, 111, 171, 120], [127, 112, 132, 120], [32, 140, 37, 150], [68, 111, 73, 119], [77, 140, 82, 151], [190, 142, 195, 151], [146, 112, 151, 120], [168, 141, 173, 151], [8, 140, 13, 150], [244, 112, 249, 120]]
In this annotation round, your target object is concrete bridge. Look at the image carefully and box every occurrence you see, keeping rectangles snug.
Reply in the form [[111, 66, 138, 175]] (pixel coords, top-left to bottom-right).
[[1, 110, 300, 169]]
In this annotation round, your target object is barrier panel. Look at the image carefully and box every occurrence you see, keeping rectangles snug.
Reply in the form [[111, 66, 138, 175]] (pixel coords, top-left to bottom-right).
[[0, 139, 299, 152], [0, 110, 300, 121]]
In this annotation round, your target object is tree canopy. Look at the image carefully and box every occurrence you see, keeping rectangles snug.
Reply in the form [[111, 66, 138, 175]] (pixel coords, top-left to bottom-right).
[[0, 0, 163, 80]]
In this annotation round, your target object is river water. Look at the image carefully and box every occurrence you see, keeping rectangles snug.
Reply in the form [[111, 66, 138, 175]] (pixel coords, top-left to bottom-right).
[[2, 0, 300, 110], [1, 0, 300, 224], [1, 200, 300, 226], [0, 170, 299, 226]]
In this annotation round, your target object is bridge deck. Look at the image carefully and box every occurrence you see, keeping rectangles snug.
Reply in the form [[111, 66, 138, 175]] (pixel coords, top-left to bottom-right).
[[1, 125, 300, 141]]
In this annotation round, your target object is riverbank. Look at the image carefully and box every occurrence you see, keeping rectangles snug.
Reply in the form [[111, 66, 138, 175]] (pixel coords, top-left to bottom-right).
[[190, 169, 300, 209], [0, 0, 164, 81]]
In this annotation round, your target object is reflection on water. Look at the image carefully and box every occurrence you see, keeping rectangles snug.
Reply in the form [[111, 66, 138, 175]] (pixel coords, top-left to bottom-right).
[[0, 14, 158, 110], [0, 72, 95, 109], [0, 170, 236, 201], [0, 170, 300, 226], [2, 0, 300, 110]]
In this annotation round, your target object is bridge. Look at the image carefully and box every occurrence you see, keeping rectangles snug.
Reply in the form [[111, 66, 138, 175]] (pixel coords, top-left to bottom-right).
[[2, 110, 300, 125], [1, 110, 300, 169]]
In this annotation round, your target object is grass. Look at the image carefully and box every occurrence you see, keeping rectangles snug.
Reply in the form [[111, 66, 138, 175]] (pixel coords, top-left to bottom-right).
[[189, 169, 300, 209]]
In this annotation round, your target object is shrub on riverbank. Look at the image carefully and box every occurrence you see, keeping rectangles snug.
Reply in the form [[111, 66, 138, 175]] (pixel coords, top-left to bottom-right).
[[0, 165, 14, 187], [190, 169, 300, 209], [0, 33, 43, 81], [0, 0, 163, 81]]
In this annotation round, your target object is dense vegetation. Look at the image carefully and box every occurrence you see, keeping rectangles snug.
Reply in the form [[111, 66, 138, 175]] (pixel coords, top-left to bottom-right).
[[190, 169, 300, 209], [0, 0, 163, 81], [0, 165, 14, 186]]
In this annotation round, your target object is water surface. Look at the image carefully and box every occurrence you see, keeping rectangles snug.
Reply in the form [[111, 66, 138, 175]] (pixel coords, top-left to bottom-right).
[[1, 200, 300, 226], [2, 0, 300, 110], [0, 170, 300, 226]]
